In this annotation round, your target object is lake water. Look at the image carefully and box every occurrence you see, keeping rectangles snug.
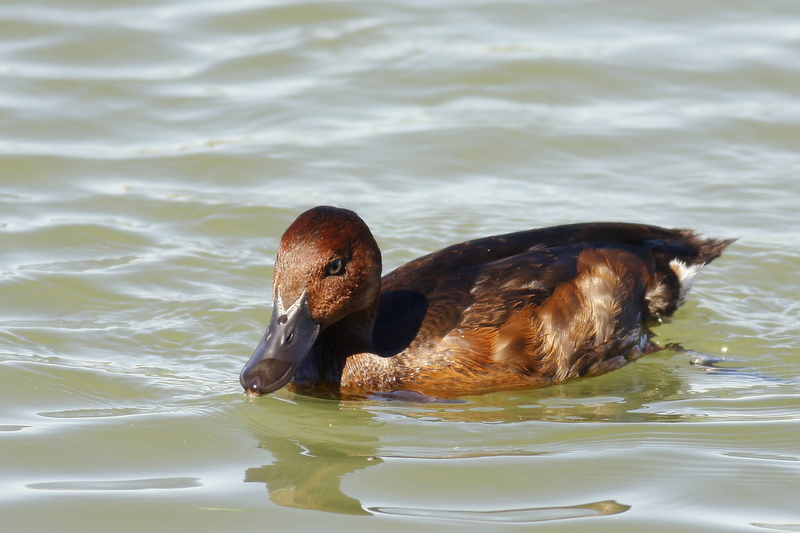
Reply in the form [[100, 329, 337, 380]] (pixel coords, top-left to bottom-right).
[[2, 0, 800, 531]]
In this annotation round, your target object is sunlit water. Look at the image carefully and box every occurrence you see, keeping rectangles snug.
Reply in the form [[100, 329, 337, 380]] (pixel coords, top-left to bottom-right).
[[2, 1, 800, 531]]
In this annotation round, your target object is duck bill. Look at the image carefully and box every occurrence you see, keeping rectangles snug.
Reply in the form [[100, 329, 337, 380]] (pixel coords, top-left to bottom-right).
[[240, 290, 320, 396]]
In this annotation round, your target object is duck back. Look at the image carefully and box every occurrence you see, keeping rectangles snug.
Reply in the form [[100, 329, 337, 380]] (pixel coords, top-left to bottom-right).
[[360, 223, 734, 396]]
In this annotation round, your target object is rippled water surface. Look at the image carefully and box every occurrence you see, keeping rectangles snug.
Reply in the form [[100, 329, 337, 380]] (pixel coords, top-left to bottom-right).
[[2, 1, 800, 531]]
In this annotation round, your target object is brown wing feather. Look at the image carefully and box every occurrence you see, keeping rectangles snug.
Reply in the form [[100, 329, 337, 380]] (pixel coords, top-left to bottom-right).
[[371, 224, 733, 396]]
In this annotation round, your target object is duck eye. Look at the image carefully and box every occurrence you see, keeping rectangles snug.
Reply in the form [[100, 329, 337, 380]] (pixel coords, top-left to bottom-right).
[[325, 258, 345, 277]]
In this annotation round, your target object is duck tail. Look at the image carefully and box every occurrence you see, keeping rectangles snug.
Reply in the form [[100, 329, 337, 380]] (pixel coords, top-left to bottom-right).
[[681, 232, 738, 266], [645, 231, 736, 322]]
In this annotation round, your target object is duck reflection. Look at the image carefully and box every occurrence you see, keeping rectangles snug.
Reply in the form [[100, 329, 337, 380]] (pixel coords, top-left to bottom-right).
[[243, 426, 631, 521], [244, 431, 376, 515], [243, 427, 631, 521], [242, 358, 706, 518]]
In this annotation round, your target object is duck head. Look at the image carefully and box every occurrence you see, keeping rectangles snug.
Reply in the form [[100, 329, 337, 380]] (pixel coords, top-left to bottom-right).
[[240, 206, 382, 396]]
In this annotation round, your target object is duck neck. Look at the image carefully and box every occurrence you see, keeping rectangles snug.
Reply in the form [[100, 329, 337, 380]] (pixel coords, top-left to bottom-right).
[[295, 307, 378, 385]]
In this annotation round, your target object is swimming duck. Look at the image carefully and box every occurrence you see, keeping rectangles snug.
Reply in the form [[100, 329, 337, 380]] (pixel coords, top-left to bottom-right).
[[240, 206, 733, 399]]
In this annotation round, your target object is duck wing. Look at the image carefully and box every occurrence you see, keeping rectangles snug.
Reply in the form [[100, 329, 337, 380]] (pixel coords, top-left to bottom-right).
[[373, 223, 733, 359]]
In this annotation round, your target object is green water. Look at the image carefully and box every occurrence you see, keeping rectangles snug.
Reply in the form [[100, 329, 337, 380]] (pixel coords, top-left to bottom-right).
[[2, 0, 800, 531]]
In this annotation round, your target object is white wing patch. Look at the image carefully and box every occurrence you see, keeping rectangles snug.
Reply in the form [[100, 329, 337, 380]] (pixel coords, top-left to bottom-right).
[[670, 259, 704, 305]]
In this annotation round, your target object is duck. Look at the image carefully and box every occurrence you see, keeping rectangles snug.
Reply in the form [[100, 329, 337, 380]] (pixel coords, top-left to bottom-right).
[[240, 206, 734, 399]]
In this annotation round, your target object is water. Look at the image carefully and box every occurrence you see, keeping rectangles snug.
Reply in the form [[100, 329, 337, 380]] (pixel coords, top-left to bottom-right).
[[2, 0, 800, 531]]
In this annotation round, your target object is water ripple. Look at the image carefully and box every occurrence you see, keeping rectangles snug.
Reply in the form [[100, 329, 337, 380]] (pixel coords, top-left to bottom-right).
[[27, 477, 202, 491], [372, 499, 631, 524]]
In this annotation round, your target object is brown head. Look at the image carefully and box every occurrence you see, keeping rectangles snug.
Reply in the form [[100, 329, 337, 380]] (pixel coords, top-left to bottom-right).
[[240, 206, 382, 396]]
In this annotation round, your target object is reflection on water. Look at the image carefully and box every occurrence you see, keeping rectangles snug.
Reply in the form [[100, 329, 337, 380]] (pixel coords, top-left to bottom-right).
[[240, 353, 791, 520], [245, 424, 630, 522], [245, 431, 374, 515], [752, 524, 800, 532], [372, 500, 631, 523], [240, 359, 688, 518], [27, 477, 202, 491]]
